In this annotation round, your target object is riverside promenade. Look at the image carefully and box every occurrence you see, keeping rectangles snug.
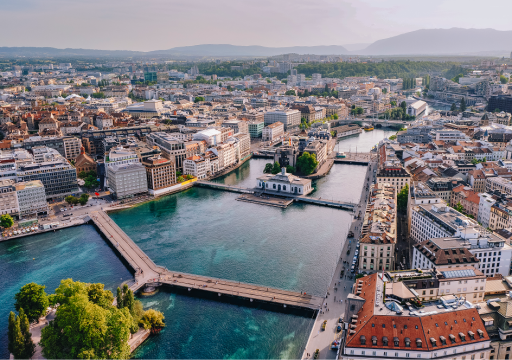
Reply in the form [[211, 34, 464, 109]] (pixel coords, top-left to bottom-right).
[[90, 211, 323, 311]]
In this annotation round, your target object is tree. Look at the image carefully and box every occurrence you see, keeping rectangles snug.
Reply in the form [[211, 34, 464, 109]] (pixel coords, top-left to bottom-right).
[[15, 283, 49, 323], [500, 75, 508, 84], [285, 90, 296, 96], [185, 174, 194, 180], [116, 287, 123, 309], [286, 165, 296, 174], [382, 88, 387, 94], [8, 311, 16, 354], [139, 309, 165, 332], [460, 97, 467, 112], [454, 202, 464, 213], [332, 113, 338, 119], [177, 176, 185, 183], [263, 163, 273, 174], [10, 315, 25, 359], [450, 103, 457, 111], [296, 152, 319, 175], [271, 162, 281, 175], [194, 96, 204, 103], [65, 195, 78, 205], [91, 92, 106, 99], [79, 193, 90, 206], [397, 184, 409, 213], [19, 308, 36, 359], [0, 214, 14, 228], [400, 101, 407, 113]]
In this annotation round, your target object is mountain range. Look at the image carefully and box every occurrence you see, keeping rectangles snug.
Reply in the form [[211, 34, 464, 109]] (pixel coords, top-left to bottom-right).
[[1, 28, 511, 57]]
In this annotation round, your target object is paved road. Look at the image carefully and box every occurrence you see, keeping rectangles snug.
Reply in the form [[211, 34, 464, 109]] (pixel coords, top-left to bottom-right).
[[302, 158, 378, 360]]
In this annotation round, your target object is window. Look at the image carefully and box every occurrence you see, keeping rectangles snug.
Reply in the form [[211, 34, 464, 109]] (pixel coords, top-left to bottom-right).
[[384, 352, 388, 356]]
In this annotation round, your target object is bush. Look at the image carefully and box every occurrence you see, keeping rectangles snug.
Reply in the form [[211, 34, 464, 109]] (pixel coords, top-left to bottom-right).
[[0, 214, 14, 228], [14, 283, 49, 323]]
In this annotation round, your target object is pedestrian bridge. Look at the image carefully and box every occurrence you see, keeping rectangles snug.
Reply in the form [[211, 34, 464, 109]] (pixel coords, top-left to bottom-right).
[[90, 210, 323, 311]]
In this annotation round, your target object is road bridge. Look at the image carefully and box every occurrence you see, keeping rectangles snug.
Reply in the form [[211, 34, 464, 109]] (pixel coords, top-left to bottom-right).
[[90, 210, 323, 311], [195, 181, 255, 194]]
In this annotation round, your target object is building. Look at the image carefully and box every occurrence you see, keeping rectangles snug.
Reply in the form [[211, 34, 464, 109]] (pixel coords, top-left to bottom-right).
[[434, 129, 467, 142], [17, 160, 79, 199], [15, 180, 48, 217], [303, 140, 328, 168], [222, 120, 248, 135], [143, 155, 177, 192], [426, 177, 465, 202], [257, 168, 312, 195], [376, 166, 411, 192], [486, 176, 512, 196], [232, 133, 251, 161], [23, 136, 82, 161], [478, 192, 497, 228], [397, 126, 433, 144], [407, 100, 427, 116], [121, 99, 164, 119], [450, 185, 480, 219], [0, 179, 19, 216], [146, 132, 186, 170], [359, 183, 397, 272], [247, 120, 264, 138], [343, 273, 492, 360], [263, 109, 301, 131], [488, 95, 512, 113], [262, 122, 284, 142], [107, 163, 148, 200], [183, 155, 209, 179], [74, 147, 96, 174], [410, 203, 512, 276]]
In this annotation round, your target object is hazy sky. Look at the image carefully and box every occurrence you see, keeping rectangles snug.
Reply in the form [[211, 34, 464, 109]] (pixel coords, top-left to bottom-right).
[[2, 0, 512, 51]]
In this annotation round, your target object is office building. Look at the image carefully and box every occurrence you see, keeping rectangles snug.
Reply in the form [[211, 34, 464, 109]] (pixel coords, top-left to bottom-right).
[[107, 163, 148, 199], [143, 155, 177, 191], [264, 109, 301, 131], [15, 180, 48, 217], [0, 179, 19, 216]]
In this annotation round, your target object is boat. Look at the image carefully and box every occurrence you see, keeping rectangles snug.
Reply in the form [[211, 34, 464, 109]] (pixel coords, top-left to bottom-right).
[[363, 125, 374, 131], [336, 152, 347, 158]]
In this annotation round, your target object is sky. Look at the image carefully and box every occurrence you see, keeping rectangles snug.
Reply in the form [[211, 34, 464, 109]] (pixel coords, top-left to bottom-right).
[[2, 0, 512, 51]]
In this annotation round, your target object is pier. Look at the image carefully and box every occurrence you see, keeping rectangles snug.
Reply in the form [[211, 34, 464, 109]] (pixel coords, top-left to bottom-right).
[[195, 181, 356, 211], [90, 210, 323, 310]]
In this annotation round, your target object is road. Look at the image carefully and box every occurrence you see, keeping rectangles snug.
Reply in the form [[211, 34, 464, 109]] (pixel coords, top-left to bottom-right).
[[302, 157, 378, 360]]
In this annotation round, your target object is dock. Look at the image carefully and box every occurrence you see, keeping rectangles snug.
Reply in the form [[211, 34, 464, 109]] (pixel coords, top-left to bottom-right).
[[90, 210, 323, 311]]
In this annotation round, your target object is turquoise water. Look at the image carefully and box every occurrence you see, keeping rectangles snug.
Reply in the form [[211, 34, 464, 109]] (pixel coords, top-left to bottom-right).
[[0, 225, 133, 358], [132, 291, 314, 359], [335, 128, 395, 153]]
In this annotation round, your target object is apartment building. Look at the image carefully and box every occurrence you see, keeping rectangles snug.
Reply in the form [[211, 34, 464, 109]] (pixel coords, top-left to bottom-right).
[[262, 122, 284, 142], [146, 132, 187, 170], [107, 163, 148, 199], [426, 177, 465, 202], [62, 137, 82, 160], [222, 119, 248, 135], [232, 133, 251, 160], [15, 180, 48, 216], [247, 120, 264, 138], [303, 140, 328, 168], [0, 179, 19, 216], [143, 155, 177, 191], [359, 183, 397, 272], [450, 184, 480, 219], [183, 155, 209, 179], [376, 166, 411, 192], [486, 176, 512, 196], [478, 192, 497, 228]]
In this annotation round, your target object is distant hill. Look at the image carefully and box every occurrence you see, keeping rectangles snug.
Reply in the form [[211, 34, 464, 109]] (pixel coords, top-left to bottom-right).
[[0, 47, 142, 57], [358, 28, 512, 55], [149, 44, 349, 56], [341, 43, 371, 52]]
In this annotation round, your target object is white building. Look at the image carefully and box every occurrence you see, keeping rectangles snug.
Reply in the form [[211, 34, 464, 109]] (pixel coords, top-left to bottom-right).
[[434, 129, 467, 142], [257, 168, 312, 195], [107, 163, 148, 199], [262, 122, 284, 142], [478, 192, 497, 228], [15, 180, 48, 217], [183, 155, 210, 179], [407, 100, 427, 116], [263, 109, 301, 131], [192, 128, 222, 146], [0, 179, 19, 216]]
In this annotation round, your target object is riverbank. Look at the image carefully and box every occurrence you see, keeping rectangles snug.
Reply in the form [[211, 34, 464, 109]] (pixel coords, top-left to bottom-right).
[[210, 153, 253, 180]]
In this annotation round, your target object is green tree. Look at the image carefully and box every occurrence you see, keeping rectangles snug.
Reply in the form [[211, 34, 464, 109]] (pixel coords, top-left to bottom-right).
[[285, 90, 296, 96], [332, 113, 338, 119], [450, 103, 457, 111], [286, 165, 296, 174], [271, 162, 281, 175], [194, 96, 204, 103], [8, 311, 16, 354], [177, 176, 185, 183], [460, 97, 467, 112], [454, 202, 464, 213], [0, 214, 14, 228], [10, 315, 25, 359], [91, 92, 106, 99], [19, 308, 36, 359], [397, 184, 409, 213], [400, 101, 407, 113], [263, 163, 273, 174], [116, 287, 123, 309], [296, 152, 319, 175], [500, 75, 508, 84], [14, 283, 49, 323], [185, 174, 194, 180], [382, 88, 387, 94], [79, 193, 90, 206], [139, 309, 165, 331]]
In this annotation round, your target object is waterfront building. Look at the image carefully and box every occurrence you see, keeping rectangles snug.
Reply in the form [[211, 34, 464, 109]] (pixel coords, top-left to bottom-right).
[[262, 122, 284, 142], [142, 155, 177, 192], [0, 179, 19, 216], [397, 126, 433, 144], [232, 133, 251, 161], [183, 155, 209, 179], [257, 168, 312, 195], [15, 180, 48, 217], [107, 163, 148, 199], [17, 159, 79, 199], [146, 132, 186, 170], [343, 273, 492, 360], [192, 129, 222, 146], [303, 140, 328, 168], [264, 109, 301, 131]]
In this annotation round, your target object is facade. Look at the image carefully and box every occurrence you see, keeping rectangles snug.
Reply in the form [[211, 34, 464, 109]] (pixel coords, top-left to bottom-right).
[[146, 132, 186, 170], [232, 133, 251, 160], [376, 166, 411, 192], [183, 155, 209, 179], [257, 168, 312, 195], [74, 147, 96, 174], [248, 120, 264, 138], [143, 156, 177, 191], [478, 192, 497, 228], [222, 120, 248, 135], [303, 140, 328, 168], [15, 180, 48, 216], [486, 176, 512, 196], [397, 126, 433, 144], [263, 109, 301, 131], [450, 185, 480, 219], [107, 163, 148, 199], [62, 137, 82, 160], [262, 122, 284, 142], [0, 179, 19, 216]]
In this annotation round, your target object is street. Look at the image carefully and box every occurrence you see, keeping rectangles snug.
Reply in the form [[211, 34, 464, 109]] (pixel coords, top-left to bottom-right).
[[302, 156, 377, 360]]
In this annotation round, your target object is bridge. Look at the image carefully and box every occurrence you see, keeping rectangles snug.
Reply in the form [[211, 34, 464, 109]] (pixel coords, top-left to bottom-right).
[[195, 181, 356, 211], [90, 210, 323, 311], [329, 118, 406, 127]]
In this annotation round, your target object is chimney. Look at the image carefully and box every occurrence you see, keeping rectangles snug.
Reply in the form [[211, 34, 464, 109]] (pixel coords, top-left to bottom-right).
[[282, 167, 286, 175]]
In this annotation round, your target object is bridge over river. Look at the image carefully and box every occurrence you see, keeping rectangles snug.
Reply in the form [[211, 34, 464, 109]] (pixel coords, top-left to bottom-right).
[[90, 210, 324, 311]]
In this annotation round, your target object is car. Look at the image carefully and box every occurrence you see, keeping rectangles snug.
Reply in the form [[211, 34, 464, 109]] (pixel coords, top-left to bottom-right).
[[337, 325, 342, 332], [350, 265, 355, 273], [339, 316, 344, 323], [60, 208, 64, 212]]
